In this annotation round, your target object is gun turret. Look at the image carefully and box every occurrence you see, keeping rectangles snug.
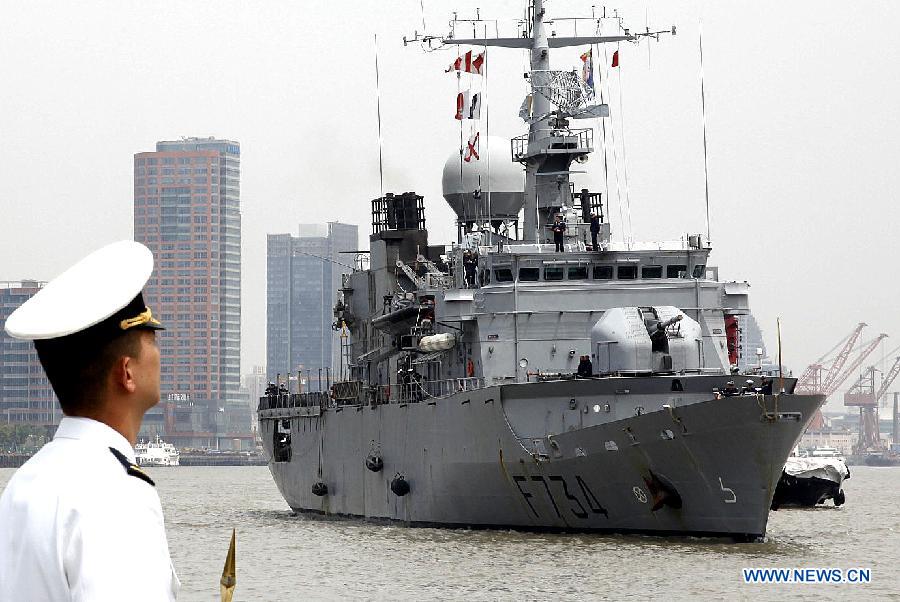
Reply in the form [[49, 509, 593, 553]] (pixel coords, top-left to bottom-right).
[[656, 315, 683, 331]]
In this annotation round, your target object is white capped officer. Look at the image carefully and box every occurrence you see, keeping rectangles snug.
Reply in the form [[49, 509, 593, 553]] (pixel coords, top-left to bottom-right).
[[0, 240, 180, 601]]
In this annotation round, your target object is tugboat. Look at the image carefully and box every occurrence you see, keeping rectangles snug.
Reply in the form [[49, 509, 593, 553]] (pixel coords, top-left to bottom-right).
[[258, 1, 824, 540], [771, 447, 850, 509]]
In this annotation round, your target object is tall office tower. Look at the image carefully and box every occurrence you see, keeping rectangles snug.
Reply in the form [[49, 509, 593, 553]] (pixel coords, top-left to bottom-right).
[[736, 314, 777, 374], [267, 222, 358, 387], [134, 137, 242, 447], [241, 365, 267, 432], [0, 281, 59, 427]]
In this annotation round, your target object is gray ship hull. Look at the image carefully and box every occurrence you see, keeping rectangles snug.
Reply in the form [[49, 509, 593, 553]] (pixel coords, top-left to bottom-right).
[[261, 380, 823, 539]]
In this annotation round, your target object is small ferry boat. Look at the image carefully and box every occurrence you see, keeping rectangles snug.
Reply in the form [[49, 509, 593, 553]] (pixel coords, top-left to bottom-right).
[[134, 435, 180, 467], [809, 446, 845, 461], [771, 447, 849, 509]]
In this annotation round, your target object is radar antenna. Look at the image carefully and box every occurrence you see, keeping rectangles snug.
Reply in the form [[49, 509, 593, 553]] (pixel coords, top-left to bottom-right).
[[404, 0, 674, 244]]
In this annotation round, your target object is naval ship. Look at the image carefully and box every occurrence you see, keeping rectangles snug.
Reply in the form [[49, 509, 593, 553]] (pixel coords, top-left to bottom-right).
[[259, 1, 824, 540]]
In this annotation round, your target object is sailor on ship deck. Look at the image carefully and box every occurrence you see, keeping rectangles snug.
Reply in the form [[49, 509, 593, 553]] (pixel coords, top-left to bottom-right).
[[463, 250, 478, 287], [589, 213, 601, 251], [551, 214, 567, 252]]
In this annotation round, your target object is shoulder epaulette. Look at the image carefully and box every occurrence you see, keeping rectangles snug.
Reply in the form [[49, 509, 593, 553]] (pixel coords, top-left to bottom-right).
[[108, 447, 155, 487]]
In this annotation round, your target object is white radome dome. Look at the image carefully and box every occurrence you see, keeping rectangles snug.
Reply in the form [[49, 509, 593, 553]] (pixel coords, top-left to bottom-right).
[[441, 135, 524, 197], [441, 135, 525, 221]]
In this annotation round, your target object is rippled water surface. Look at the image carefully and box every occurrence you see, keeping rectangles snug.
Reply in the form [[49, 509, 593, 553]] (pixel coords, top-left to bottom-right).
[[2, 465, 897, 600]]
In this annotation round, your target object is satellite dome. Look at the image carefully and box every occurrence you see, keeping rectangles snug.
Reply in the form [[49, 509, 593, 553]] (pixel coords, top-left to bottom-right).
[[441, 135, 525, 222]]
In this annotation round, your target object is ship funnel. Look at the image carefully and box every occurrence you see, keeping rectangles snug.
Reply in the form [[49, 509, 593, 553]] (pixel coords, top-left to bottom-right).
[[442, 135, 525, 223]]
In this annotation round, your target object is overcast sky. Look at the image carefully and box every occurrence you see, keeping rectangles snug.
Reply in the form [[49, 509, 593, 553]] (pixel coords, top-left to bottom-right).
[[1, 1, 898, 410]]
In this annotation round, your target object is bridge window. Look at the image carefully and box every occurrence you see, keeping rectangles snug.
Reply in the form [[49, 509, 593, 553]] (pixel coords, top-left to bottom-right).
[[544, 266, 564, 281], [617, 265, 637, 280], [667, 264, 687, 278], [519, 267, 540, 282], [568, 266, 589, 280], [593, 265, 613, 280], [642, 266, 663, 279], [493, 268, 513, 282], [692, 264, 706, 278]]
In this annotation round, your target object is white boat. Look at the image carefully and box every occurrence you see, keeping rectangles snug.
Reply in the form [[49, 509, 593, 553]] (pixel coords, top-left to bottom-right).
[[771, 447, 850, 508], [808, 445, 845, 460], [134, 435, 180, 467]]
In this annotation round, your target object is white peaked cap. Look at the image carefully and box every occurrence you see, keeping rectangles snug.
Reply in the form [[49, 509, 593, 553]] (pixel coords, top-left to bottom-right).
[[5, 240, 156, 340]]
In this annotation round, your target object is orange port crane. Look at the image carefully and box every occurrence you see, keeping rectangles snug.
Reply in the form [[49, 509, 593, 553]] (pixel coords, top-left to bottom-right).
[[844, 345, 900, 453], [827, 333, 890, 397], [798, 325, 888, 433], [844, 344, 900, 406], [796, 322, 866, 394]]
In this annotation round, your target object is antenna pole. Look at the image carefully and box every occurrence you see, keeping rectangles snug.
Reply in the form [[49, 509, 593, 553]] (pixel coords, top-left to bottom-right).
[[698, 17, 711, 243], [374, 34, 385, 196], [777, 317, 784, 393]]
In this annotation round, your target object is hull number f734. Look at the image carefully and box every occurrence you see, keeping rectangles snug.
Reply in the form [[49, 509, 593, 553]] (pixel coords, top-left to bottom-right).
[[512, 475, 608, 519]]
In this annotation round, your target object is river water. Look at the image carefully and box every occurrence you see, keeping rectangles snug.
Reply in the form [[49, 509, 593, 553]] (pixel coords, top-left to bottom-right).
[[1, 465, 897, 600]]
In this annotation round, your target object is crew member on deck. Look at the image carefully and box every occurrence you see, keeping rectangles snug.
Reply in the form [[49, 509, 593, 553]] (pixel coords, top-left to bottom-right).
[[463, 250, 478, 288], [0, 240, 179, 601], [576, 355, 593, 378], [589, 213, 601, 251], [551, 214, 567, 252]]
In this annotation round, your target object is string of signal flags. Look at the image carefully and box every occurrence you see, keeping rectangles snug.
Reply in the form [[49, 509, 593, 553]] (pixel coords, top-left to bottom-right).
[[446, 47, 621, 163], [447, 50, 485, 162]]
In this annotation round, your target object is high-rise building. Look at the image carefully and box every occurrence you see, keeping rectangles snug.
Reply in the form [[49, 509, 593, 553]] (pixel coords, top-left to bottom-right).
[[241, 365, 267, 433], [134, 137, 244, 447], [736, 314, 778, 374], [0, 281, 59, 427], [267, 222, 358, 386]]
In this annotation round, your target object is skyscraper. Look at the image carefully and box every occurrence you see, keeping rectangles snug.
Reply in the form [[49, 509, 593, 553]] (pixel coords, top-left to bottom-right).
[[133, 137, 243, 447], [0, 281, 58, 427], [267, 222, 358, 387], [736, 314, 778, 374]]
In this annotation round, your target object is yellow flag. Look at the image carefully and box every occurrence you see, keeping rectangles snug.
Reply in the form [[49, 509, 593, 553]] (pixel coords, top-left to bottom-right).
[[220, 529, 236, 602]]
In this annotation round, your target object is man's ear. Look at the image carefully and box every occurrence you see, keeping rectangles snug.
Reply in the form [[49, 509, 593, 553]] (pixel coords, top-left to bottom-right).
[[115, 355, 137, 393]]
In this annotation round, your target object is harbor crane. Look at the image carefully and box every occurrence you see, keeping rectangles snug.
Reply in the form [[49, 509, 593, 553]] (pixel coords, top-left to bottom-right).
[[796, 323, 866, 394], [797, 323, 887, 431], [796, 324, 888, 397], [844, 344, 900, 453]]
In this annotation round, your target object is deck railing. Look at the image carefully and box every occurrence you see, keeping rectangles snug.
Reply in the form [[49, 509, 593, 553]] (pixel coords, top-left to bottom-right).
[[257, 377, 487, 413]]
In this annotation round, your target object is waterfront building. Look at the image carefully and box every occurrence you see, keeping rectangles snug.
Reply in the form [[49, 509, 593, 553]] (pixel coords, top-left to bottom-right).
[[266, 223, 358, 387], [241, 365, 267, 432], [0, 281, 58, 427], [134, 137, 246, 448], [799, 428, 857, 456]]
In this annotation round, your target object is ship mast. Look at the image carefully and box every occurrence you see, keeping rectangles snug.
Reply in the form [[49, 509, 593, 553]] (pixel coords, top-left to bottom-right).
[[414, 0, 673, 244]]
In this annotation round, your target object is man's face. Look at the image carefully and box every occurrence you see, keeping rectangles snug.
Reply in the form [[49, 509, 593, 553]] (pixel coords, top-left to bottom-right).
[[132, 330, 161, 411]]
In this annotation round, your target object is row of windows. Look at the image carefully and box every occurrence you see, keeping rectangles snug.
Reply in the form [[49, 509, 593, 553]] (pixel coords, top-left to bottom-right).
[[158, 295, 209, 303], [488, 263, 705, 283], [140, 178, 221, 188], [135, 192, 220, 202], [158, 243, 216, 251], [137, 157, 216, 166]]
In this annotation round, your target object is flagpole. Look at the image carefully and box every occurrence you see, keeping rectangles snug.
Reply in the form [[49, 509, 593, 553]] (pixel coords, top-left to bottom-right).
[[483, 26, 491, 238], [777, 317, 784, 394], [698, 16, 712, 244], [374, 33, 384, 197], [457, 50, 464, 234]]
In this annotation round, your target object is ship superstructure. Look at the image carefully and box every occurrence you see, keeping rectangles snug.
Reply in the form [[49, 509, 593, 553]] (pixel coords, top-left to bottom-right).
[[258, 1, 824, 540]]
